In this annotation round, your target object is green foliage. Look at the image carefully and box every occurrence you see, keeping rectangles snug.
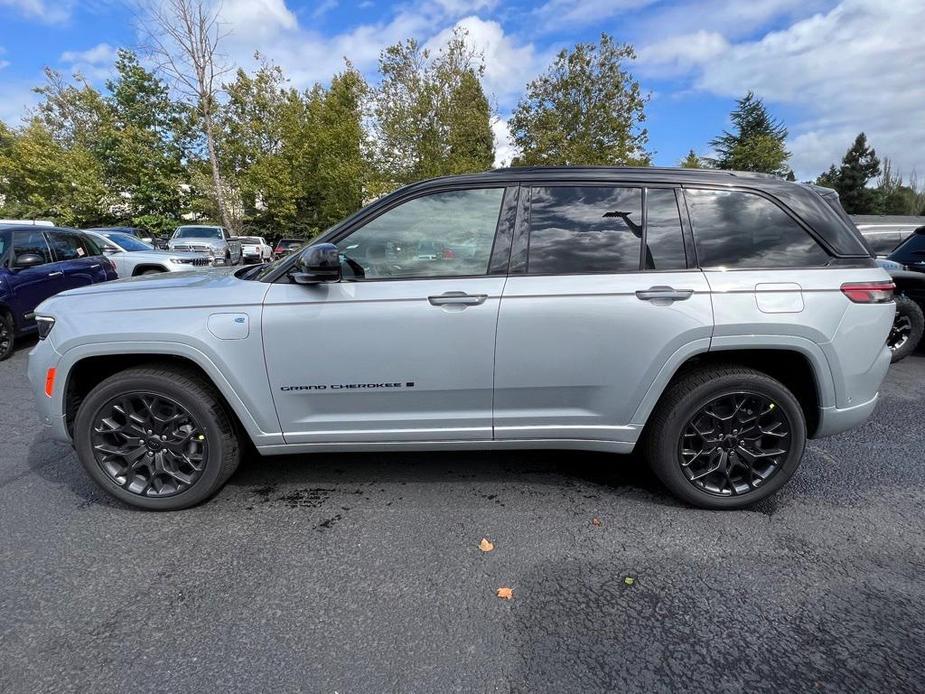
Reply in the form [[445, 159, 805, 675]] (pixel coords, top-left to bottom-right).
[[873, 158, 925, 215], [814, 132, 880, 214], [709, 91, 790, 176], [680, 149, 701, 168], [373, 29, 495, 188], [509, 34, 649, 166]]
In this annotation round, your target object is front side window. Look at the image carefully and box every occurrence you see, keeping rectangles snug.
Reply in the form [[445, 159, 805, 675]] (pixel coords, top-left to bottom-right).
[[337, 188, 505, 279], [526, 186, 642, 274], [686, 189, 830, 268], [12, 230, 52, 265]]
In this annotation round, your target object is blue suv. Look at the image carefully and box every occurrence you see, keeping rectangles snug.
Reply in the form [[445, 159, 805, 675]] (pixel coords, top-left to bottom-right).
[[0, 226, 117, 359]]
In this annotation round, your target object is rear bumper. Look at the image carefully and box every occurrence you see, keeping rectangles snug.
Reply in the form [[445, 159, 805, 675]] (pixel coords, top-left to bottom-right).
[[814, 393, 879, 438]]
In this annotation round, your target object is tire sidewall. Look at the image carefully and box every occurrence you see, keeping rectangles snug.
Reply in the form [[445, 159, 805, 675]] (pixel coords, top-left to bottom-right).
[[651, 374, 807, 510], [0, 313, 14, 361], [890, 296, 924, 363], [74, 373, 232, 510]]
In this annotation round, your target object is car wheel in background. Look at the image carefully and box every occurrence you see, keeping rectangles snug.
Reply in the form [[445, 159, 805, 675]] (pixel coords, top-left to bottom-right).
[[0, 313, 14, 361], [888, 295, 924, 363], [644, 366, 806, 510], [73, 365, 241, 510]]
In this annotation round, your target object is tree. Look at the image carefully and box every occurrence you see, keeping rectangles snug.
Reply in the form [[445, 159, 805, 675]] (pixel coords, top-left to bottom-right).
[[680, 149, 701, 168], [509, 34, 649, 166], [874, 158, 925, 215], [709, 91, 790, 176], [814, 133, 881, 214], [0, 120, 107, 226], [372, 30, 494, 188], [143, 0, 235, 230]]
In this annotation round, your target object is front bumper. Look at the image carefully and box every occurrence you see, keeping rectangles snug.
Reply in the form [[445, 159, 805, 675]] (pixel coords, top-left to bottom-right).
[[27, 337, 70, 442]]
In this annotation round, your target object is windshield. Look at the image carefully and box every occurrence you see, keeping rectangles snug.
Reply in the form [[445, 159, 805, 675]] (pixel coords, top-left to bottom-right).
[[239, 236, 262, 244], [174, 226, 222, 239], [104, 232, 152, 251]]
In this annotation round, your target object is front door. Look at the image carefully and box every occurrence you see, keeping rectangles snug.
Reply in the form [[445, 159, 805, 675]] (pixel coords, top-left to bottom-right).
[[46, 231, 108, 290], [6, 229, 65, 330], [262, 186, 514, 444], [493, 185, 714, 443]]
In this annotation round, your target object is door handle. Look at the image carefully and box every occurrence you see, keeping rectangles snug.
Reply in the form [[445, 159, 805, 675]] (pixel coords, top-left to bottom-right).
[[90, 264, 101, 269], [635, 286, 694, 302], [47, 271, 63, 277], [427, 291, 488, 306]]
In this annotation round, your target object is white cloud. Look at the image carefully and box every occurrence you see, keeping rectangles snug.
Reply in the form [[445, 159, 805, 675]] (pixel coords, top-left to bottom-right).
[[533, 0, 656, 28], [638, 0, 925, 179], [424, 16, 545, 108], [637, 30, 728, 76], [0, 0, 73, 24], [60, 42, 117, 65], [492, 117, 515, 167], [0, 78, 40, 125]]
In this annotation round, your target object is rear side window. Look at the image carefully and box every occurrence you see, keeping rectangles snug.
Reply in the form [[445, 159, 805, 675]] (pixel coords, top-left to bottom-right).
[[644, 189, 686, 270], [527, 186, 642, 274], [12, 230, 52, 264], [686, 189, 830, 268], [47, 232, 89, 261]]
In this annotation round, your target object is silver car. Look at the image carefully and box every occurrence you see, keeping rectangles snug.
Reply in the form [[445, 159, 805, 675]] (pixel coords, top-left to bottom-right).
[[85, 230, 211, 276], [167, 225, 242, 266], [27, 168, 895, 511]]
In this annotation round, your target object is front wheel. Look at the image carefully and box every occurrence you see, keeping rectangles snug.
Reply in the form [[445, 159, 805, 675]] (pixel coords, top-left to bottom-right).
[[644, 367, 806, 510], [73, 366, 241, 510], [0, 313, 14, 361], [888, 295, 924, 363]]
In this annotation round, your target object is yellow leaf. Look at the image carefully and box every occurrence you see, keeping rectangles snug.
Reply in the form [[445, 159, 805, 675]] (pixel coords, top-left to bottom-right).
[[592, 517, 602, 526], [624, 576, 635, 586], [479, 538, 494, 552], [496, 587, 513, 600]]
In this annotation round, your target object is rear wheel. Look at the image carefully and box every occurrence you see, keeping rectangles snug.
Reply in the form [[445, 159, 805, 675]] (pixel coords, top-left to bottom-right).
[[888, 295, 924, 363], [645, 367, 806, 510], [0, 312, 14, 361], [74, 366, 241, 510]]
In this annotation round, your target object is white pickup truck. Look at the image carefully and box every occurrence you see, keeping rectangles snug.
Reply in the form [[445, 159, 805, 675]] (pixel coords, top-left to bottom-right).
[[167, 225, 242, 266]]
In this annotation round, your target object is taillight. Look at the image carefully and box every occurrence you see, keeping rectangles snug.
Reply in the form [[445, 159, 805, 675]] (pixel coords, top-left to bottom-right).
[[840, 281, 895, 303]]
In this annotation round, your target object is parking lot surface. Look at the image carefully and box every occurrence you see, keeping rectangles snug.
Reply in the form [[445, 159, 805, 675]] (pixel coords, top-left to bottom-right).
[[1, 339, 924, 693]]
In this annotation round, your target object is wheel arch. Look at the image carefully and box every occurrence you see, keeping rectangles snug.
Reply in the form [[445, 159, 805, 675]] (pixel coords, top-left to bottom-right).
[[61, 348, 282, 446], [635, 346, 830, 439], [131, 264, 168, 276]]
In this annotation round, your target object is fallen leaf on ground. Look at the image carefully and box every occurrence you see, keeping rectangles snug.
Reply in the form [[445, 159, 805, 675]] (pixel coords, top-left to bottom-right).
[[624, 576, 635, 586], [592, 517, 602, 526], [479, 538, 494, 552], [496, 587, 513, 600]]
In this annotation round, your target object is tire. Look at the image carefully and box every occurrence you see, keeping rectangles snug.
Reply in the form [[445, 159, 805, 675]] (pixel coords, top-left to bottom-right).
[[73, 365, 241, 510], [888, 295, 924, 363], [644, 366, 807, 510], [0, 312, 14, 361]]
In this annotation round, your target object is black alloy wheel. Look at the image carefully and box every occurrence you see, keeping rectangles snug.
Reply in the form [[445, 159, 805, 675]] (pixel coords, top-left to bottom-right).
[[679, 392, 791, 497], [888, 295, 925, 363], [0, 314, 13, 361], [888, 313, 912, 352], [90, 392, 208, 497]]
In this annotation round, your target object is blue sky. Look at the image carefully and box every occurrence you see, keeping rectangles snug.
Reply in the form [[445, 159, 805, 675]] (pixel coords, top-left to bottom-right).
[[1, 0, 922, 180]]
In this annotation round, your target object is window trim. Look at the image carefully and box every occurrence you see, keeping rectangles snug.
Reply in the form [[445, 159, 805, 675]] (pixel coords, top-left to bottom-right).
[[680, 184, 836, 271], [280, 183, 515, 284]]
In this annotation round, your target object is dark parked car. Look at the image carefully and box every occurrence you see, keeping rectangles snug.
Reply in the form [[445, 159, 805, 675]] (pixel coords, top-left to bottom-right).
[[0, 226, 117, 360], [273, 238, 304, 258], [879, 226, 925, 361]]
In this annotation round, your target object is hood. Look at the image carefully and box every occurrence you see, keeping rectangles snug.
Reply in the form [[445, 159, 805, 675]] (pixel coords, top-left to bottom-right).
[[168, 237, 225, 250], [43, 267, 239, 303], [126, 249, 204, 261]]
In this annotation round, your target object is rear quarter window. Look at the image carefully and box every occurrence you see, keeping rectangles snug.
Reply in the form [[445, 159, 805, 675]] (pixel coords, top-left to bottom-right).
[[686, 188, 830, 269]]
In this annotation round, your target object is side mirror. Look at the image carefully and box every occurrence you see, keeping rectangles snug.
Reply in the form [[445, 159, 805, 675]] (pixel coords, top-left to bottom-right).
[[291, 243, 341, 284], [13, 253, 45, 269]]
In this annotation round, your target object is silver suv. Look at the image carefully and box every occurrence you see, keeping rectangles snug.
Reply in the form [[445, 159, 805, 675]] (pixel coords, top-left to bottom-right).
[[27, 168, 895, 511]]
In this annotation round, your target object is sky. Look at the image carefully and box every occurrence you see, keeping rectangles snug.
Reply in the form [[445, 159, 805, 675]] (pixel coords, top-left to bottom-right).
[[0, 0, 922, 181]]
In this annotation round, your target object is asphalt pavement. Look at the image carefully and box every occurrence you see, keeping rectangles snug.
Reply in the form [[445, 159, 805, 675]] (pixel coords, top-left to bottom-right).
[[1, 338, 924, 693]]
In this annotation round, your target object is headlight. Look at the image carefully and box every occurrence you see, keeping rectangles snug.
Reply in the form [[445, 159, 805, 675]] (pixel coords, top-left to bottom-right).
[[35, 315, 55, 340], [170, 257, 193, 264]]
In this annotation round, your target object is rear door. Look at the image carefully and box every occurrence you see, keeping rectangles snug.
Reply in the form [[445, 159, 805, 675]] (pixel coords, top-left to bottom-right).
[[5, 229, 64, 330], [46, 230, 109, 290], [493, 184, 713, 444]]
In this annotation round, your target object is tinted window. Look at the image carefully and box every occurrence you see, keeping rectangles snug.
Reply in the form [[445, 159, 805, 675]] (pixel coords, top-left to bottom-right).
[[337, 188, 504, 279], [174, 227, 223, 239], [48, 232, 89, 261], [12, 230, 52, 265], [645, 189, 686, 270], [527, 186, 642, 274], [104, 232, 151, 252], [686, 189, 829, 268], [890, 230, 925, 263]]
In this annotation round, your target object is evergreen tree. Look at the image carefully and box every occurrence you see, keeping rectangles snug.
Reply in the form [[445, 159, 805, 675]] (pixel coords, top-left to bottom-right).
[[680, 149, 700, 168], [709, 91, 790, 176]]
